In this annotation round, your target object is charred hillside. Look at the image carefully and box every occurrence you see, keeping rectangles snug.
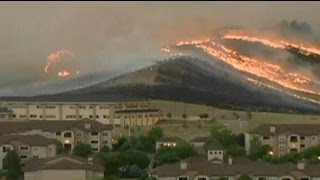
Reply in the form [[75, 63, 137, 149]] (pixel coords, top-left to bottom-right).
[[49, 57, 320, 114]]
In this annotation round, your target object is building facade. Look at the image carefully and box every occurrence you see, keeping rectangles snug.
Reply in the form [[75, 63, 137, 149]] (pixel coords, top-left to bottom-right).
[[151, 148, 320, 180], [0, 135, 59, 169], [23, 155, 104, 180], [0, 119, 113, 153], [0, 100, 163, 127], [245, 124, 320, 156]]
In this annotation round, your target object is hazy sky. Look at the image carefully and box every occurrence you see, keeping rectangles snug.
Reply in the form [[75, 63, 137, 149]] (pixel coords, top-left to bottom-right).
[[1, 1, 320, 84]]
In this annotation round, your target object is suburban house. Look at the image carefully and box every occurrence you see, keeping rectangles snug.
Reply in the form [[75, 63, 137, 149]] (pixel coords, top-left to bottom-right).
[[0, 135, 59, 169], [0, 119, 113, 153], [156, 137, 184, 150], [245, 124, 320, 156], [23, 155, 104, 180], [150, 147, 320, 180]]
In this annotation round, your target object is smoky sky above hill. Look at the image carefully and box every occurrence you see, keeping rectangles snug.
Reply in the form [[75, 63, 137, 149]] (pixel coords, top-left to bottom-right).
[[1, 1, 320, 85]]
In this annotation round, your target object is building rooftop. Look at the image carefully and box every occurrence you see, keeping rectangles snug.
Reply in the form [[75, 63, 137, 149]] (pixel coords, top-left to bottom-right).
[[23, 154, 104, 172], [157, 136, 184, 143], [115, 109, 160, 114], [151, 156, 320, 177], [190, 136, 210, 143], [249, 124, 320, 136], [0, 119, 113, 134], [0, 134, 59, 146]]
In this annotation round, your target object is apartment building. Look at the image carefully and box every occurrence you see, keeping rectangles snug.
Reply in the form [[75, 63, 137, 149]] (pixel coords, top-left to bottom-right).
[[0, 119, 113, 153], [0, 97, 162, 126], [114, 109, 164, 127], [245, 124, 320, 156], [23, 155, 104, 180], [151, 148, 320, 180], [0, 134, 59, 169]]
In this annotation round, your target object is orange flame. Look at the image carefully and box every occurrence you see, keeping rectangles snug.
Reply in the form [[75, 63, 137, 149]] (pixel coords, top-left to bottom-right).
[[58, 70, 71, 77], [222, 30, 320, 56], [161, 36, 320, 103], [44, 50, 75, 73]]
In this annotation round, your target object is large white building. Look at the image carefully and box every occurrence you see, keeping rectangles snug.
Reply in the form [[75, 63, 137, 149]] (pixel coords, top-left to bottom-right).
[[0, 97, 164, 127]]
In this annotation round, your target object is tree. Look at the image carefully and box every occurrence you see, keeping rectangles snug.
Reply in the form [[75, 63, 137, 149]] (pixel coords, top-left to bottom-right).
[[3, 150, 22, 180], [249, 137, 272, 160], [175, 142, 197, 159], [210, 126, 237, 148], [148, 127, 164, 141], [113, 137, 127, 151], [135, 135, 155, 153], [99, 145, 110, 154], [302, 145, 320, 160], [238, 174, 252, 180], [235, 133, 245, 147], [155, 147, 180, 165], [119, 149, 150, 169], [100, 152, 122, 176], [226, 145, 246, 157], [72, 143, 92, 158], [119, 165, 143, 178]]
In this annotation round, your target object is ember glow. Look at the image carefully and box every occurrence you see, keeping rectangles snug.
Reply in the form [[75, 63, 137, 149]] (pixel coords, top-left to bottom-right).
[[222, 30, 320, 56], [44, 50, 80, 78], [162, 33, 320, 104]]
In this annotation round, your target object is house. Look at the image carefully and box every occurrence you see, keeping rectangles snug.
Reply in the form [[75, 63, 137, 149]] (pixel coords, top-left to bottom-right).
[[156, 137, 184, 150], [23, 155, 104, 180], [245, 124, 320, 156], [0, 135, 59, 169], [0, 119, 113, 153], [150, 147, 320, 180]]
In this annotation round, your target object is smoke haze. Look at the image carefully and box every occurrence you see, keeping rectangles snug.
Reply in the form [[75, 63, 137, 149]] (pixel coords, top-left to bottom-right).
[[1, 1, 320, 85]]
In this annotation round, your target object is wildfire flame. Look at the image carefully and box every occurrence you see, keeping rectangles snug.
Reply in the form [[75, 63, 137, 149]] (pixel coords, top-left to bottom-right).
[[222, 30, 320, 56], [161, 33, 320, 104], [44, 50, 80, 78]]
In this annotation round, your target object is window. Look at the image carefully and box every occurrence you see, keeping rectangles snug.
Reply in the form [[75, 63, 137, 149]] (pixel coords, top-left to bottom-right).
[[12, 114, 16, 118], [89, 115, 93, 118], [45, 115, 56, 118], [102, 132, 109, 136], [263, 136, 270, 140], [69, 105, 77, 109], [64, 132, 72, 138], [290, 148, 298, 152], [138, 115, 142, 118], [19, 146, 29, 151], [290, 136, 298, 142], [33, 155, 39, 159], [19, 155, 28, 159], [279, 136, 286, 141], [300, 144, 305, 148], [312, 136, 316, 141], [300, 136, 305, 140], [76, 140, 82, 144], [103, 140, 108, 144], [30, 114, 37, 118], [258, 177, 267, 180], [91, 148, 99, 152], [36, 105, 42, 109], [90, 132, 98, 136], [89, 106, 93, 109], [56, 132, 61, 136], [300, 177, 310, 180], [96, 115, 99, 118], [76, 132, 82, 137], [45, 105, 56, 109], [178, 177, 188, 180], [209, 151, 213, 155], [66, 115, 76, 119], [19, 115, 27, 118], [279, 144, 286, 150], [91, 140, 99, 144], [103, 115, 109, 119], [2, 146, 10, 152], [218, 151, 222, 154], [197, 178, 207, 180]]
